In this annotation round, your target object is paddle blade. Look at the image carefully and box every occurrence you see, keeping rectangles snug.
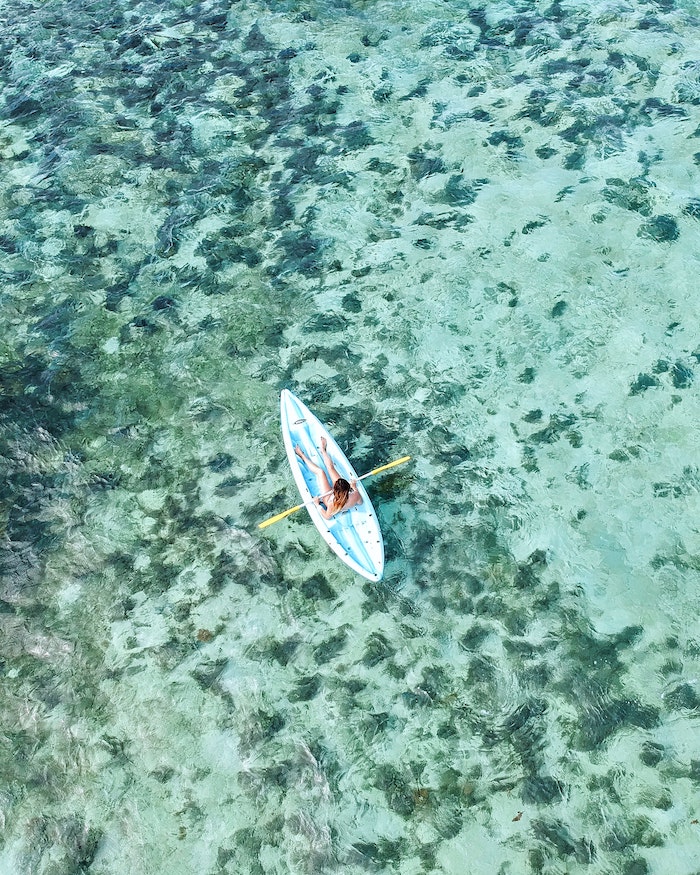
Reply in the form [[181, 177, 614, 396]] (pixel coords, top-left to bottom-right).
[[258, 503, 304, 529]]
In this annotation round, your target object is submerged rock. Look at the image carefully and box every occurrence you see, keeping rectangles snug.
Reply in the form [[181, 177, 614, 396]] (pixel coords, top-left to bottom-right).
[[665, 682, 700, 710], [670, 361, 693, 388], [521, 775, 566, 804], [629, 373, 660, 395], [577, 697, 659, 750], [408, 148, 447, 178], [638, 214, 679, 242]]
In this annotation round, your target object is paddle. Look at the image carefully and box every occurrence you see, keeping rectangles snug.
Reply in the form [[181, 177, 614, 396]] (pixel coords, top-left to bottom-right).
[[258, 455, 411, 529]]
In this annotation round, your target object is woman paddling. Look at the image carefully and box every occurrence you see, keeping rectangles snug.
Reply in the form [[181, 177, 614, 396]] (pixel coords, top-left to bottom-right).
[[294, 437, 363, 519]]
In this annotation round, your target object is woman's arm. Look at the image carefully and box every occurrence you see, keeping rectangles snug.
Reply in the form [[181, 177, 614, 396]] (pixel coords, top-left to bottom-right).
[[346, 481, 363, 508], [313, 495, 334, 519]]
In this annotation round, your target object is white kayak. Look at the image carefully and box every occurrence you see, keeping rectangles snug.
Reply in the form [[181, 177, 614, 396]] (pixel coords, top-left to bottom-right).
[[280, 389, 385, 582]]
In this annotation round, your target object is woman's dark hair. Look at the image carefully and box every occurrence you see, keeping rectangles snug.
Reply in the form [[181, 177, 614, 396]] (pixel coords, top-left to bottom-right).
[[333, 478, 351, 508]]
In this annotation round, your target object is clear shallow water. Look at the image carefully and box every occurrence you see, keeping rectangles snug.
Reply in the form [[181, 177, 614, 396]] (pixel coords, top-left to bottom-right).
[[1, 0, 700, 872]]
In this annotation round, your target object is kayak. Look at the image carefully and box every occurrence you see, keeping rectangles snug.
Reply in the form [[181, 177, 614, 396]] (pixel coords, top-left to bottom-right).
[[280, 389, 385, 582]]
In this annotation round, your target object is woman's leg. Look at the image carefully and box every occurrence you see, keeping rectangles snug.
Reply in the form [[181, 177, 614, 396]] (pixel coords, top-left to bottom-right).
[[319, 437, 342, 484], [295, 445, 332, 494]]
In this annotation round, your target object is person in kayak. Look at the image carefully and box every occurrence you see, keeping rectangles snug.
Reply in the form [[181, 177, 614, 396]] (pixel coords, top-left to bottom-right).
[[295, 438, 363, 519]]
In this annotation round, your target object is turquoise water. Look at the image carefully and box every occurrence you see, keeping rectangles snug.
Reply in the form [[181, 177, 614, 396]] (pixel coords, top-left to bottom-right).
[[2, 0, 700, 872]]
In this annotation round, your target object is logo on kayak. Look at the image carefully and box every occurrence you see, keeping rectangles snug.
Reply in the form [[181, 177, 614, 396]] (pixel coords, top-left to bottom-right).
[[294, 418, 307, 425]]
